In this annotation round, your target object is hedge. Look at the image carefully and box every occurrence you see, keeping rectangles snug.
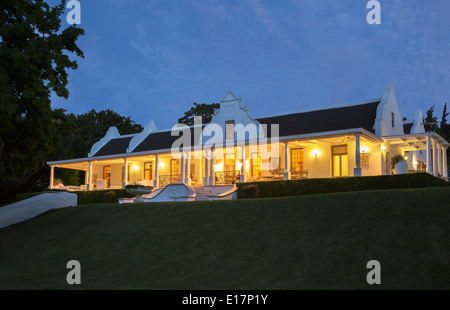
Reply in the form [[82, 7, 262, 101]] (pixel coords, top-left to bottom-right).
[[237, 173, 450, 199], [16, 189, 134, 205]]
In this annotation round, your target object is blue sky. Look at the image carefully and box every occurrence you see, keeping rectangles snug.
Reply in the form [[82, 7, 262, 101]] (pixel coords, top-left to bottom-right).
[[50, 0, 450, 130]]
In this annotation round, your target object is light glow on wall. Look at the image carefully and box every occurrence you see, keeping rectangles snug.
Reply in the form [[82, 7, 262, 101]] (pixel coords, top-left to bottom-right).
[[311, 149, 321, 157], [158, 162, 165, 169], [214, 161, 224, 171], [131, 164, 139, 171], [360, 145, 369, 153], [236, 160, 242, 171], [381, 145, 386, 152]]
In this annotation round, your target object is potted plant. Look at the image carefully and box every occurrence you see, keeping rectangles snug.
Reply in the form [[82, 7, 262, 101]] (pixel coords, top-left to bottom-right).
[[125, 184, 153, 203], [391, 154, 408, 175]]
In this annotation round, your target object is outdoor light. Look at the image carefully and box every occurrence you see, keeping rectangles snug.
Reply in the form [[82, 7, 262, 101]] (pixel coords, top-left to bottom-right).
[[214, 161, 224, 171], [158, 162, 165, 169], [236, 161, 242, 171], [381, 145, 386, 152], [132, 164, 139, 171], [312, 149, 321, 157], [360, 145, 369, 153], [404, 156, 408, 160]]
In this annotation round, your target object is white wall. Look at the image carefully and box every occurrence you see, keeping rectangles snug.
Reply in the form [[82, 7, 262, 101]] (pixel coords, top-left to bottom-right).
[[374, 84, 405, 137]]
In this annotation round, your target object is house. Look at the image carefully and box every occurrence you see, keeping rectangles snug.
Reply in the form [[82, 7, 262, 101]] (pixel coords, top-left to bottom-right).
[[47, 84, 449, 193]]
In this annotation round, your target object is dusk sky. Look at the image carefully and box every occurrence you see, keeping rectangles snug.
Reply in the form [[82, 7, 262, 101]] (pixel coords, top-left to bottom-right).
[[50, 0, 450, 131]]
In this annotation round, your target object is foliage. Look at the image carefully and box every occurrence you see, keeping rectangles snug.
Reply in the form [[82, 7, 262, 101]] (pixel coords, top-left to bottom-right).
[[103, 191, 118, 203], [0, 0, 84, 201], [241, 185, 259, 198], [237, 173, 449, 199], [125, 184, 153, 189], [178, 103, 220, 126], [390, 154, 405, 172], [424, 105, 439, 132]]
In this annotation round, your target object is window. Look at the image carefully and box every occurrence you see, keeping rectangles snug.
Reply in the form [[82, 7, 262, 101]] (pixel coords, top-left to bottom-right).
[[332, 145, 348, 177], [291, 148, 304, 172], [226, 120, 235, 140], [251, 153, 262, 177], [103, 166, 111, 187], [171, 159, 180, 176], [144, 162, 153, 180], [391, 112, 395, 127]]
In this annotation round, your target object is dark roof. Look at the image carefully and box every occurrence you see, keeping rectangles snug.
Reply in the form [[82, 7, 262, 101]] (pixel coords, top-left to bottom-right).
[[256, 101, 380, 138], [92, 136, 133, 157], [403, 122, 413, 134], [133, 126, 204, 153], [92, 101, 381, 156]]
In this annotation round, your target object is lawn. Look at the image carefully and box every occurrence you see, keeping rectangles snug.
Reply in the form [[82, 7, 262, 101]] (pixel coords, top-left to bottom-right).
[[0, 187, 449, 289]]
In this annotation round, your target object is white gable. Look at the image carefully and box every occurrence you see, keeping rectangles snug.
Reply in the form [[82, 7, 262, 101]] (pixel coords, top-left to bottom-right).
[[373, 84, 404, 137], [209, 91, 261, 141]]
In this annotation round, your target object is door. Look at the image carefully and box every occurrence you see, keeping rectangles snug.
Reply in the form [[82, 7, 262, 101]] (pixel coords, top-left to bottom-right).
[[332, 145, 348, 177]]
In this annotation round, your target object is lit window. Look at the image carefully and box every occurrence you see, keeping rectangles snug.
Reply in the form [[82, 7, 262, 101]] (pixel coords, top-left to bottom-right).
[[226, 120, 235, 140]]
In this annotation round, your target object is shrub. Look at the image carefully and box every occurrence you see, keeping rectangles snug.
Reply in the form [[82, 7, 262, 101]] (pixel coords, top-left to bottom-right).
[[241, 185, 259, 199], [103, 191, 118, 203], [236, 173, 449, 199]]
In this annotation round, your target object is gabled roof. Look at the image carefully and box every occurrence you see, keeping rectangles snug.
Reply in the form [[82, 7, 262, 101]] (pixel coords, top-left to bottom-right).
[[90, 100, 382, 157], [257, 100, 380, 138], [92, 136, 134, 157]]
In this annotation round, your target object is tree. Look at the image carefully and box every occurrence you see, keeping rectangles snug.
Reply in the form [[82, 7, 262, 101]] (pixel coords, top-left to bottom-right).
[[423, 105, 438, 132], [0, 0, 84, 202], [440, 102, 449, 140], [178, 103, 220, 126]]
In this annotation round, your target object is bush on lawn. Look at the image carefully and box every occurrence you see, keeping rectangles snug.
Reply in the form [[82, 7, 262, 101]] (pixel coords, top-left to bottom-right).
[[236, 173, 449, 199]]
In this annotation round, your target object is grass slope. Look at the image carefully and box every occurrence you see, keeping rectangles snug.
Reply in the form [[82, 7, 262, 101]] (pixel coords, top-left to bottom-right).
[[1, 187, 449, 290]]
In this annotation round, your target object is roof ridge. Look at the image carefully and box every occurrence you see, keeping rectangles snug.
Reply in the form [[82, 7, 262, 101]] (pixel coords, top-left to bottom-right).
[[255, 98, 382, 120]]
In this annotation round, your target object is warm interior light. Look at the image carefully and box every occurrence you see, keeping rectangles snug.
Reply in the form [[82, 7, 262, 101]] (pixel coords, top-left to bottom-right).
[[312, 149, 321, 157], [245, 160, 250, 170], [158, 162, 165, 169], [236, 161, 242, 171], [360, 145, 369, 153], [214, 161, 224, 171]]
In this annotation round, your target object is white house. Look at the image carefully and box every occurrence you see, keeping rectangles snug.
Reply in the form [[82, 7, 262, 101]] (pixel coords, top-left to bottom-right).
[[47, 84, 449, 192]]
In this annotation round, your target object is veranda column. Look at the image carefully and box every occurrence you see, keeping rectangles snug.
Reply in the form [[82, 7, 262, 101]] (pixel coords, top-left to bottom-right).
[[204, 150, 210, 186], [180, 152, 185, 184], [426, 135, 432, 174], [184, 152, 191, 185], [209, 150, 215, 186], [443, 146, 448, 179], [122, 157, 128, 188], [49, 165, 55, 190], [354, 134, 362, 176], [283, 141, 291, 180], [87, 161, 92, 190], [239, 145, 246, 183], [433, 139, 439, 176], [437, 142, 443, 176], [154, 155, 160, 188]]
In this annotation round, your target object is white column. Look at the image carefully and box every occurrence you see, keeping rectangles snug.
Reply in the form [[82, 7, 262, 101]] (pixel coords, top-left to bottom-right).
[[204, 150, 210, 186], [87, 161, 92, 190], [283, 141, 291, 180], [180, 152, 185, 183], [209, 150, 215, 186], [184, 152, 191, 185], [354, 134, 362, 176], [122, 157, 128, 188], [443, 146, 448, 179], [239, 145, 246, 183], [438, 143, 443, 176], [49, 165, 55, 190], [154, 155, 159, 188], [433, 139, 439, 176], [426, 135, 432, 174]]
